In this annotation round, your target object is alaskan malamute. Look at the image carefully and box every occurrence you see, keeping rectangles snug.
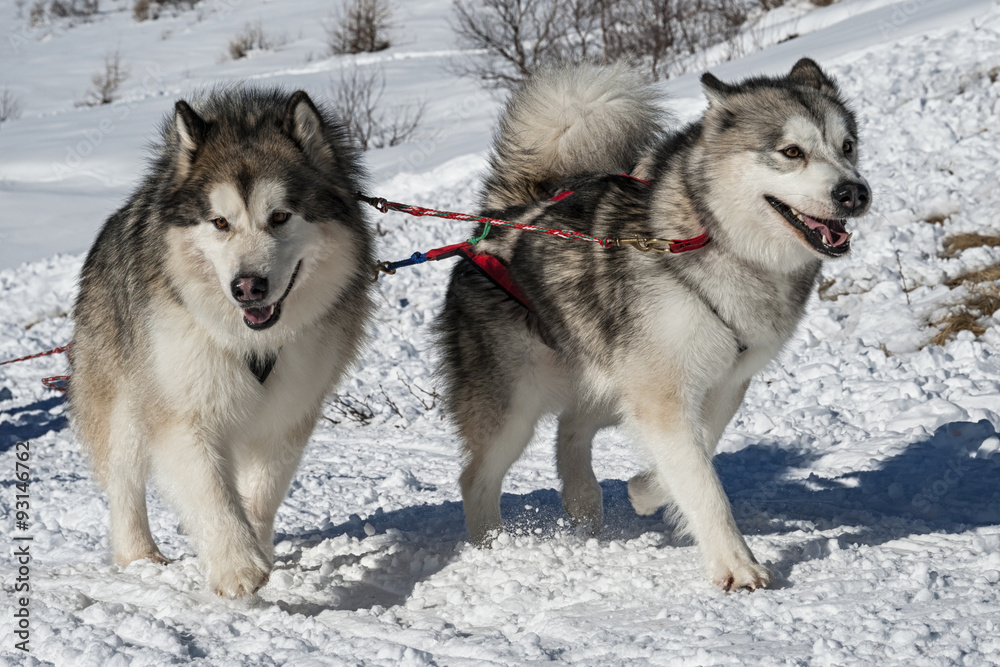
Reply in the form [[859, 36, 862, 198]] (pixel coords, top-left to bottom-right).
[[69, 87, 373, 597], [435, 60, 870, 591]]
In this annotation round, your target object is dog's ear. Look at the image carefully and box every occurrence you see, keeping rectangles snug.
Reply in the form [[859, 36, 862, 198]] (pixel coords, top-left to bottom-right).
[[788, 58, 839, 95], [700, 72, 738, 107], [173, 100, 208, 183], [283, 91, 333, 167]]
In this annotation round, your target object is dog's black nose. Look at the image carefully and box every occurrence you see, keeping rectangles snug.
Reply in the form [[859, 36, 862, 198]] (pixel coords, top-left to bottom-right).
[[231, 276, 268, 303], [833, 182, 870, 211]]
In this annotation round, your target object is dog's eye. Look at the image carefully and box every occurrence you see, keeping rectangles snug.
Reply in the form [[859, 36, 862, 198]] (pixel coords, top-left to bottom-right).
[[212, 217, 229, 230], [270, 211, 290, 225], [782, 146, 803, 159], [843, 140, 854, 155]]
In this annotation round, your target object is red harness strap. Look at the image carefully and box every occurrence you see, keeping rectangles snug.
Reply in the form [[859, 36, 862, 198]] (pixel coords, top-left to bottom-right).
[[460, 247, 532, 310], [423, 242, 532, 310]]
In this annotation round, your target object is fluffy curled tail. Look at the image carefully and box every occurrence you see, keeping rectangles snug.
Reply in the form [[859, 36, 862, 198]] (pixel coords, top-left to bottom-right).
[[481, 63, 665, 210]]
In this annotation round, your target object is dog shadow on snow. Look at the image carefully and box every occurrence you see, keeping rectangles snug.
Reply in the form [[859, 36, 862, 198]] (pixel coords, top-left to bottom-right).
[[0, 394, 68, 455], [275, 419, 1000, 609], [719, 419, 1000, 583]]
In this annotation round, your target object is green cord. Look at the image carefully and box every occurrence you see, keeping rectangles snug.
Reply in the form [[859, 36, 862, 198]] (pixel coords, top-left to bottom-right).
[[467, 221, 492, 245]]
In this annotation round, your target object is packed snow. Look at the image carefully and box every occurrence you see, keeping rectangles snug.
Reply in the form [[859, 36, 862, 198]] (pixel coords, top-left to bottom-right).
[[2, 0, 1000, 664]]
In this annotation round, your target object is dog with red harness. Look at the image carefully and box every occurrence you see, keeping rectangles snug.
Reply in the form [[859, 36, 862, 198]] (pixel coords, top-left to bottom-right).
[[434, 60, 870, 591]]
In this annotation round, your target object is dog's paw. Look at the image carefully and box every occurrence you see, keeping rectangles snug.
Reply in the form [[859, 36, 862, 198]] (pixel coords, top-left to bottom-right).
[[563, 484, 604, 535], [469, 527, 503, 548], [146, 551, 172, 565], [710, 559, 772, 592], [627, 472, 664, 516], [115, 547, 171, 566], [210, 550, 271, 598], [566, 504, 604, 536]]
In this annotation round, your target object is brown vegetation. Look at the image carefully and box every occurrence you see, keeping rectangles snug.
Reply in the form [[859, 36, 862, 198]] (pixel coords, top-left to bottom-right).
[[942, 232, 1000, 257], [930, 284, 1000, 347]]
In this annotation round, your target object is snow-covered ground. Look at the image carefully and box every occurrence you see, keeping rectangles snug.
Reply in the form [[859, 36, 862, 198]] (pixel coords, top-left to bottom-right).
[[3, 0, 1000, 664]]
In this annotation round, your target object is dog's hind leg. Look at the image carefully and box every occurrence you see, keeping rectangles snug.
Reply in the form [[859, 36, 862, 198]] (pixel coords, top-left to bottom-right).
[[556, 407, 613, 535], [702, 378, 750, 456], [459, 377, 548, 546]]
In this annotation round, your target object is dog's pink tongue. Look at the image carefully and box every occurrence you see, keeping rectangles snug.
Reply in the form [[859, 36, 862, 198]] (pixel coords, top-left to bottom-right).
[[243, 305, 274, 325], [802, 215, 850, 247]]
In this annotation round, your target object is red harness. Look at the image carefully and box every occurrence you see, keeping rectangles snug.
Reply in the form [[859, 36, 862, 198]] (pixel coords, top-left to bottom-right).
[[423, 241, 532, 310]]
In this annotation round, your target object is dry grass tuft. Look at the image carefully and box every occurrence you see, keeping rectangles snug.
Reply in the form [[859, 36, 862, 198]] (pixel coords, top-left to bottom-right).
[[929, 284, 1000, 346], [817, 278, 837, 301], [942, 233, 1000, 256], [946, 264, 1000, 288], [923, 213, 951, 225]]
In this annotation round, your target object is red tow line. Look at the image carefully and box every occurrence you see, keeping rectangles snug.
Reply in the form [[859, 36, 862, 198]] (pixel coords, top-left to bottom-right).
[[361, 174, 711, 308], [0, 345, 70, 392]]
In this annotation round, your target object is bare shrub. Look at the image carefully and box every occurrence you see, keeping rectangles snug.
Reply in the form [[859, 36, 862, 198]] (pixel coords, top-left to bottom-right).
[[132, 0, 150, 19], [400, 378, 441, 412], [451, 0, 564, 88], [325, 393, 377, 425], [331, 67, 424, 151], [327, 0, 392, 54], [451, 0, 758, 88], [28, 0, 99, 26], [133, 0, 200, 22], [228, 20, 274, 60], [80, 49, 129, 106], [0, 88, 23, 125]]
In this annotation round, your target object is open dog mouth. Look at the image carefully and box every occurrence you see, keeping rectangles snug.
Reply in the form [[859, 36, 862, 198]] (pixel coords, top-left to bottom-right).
[[242, 261, 301, 330], [765, 196, 852, 257]]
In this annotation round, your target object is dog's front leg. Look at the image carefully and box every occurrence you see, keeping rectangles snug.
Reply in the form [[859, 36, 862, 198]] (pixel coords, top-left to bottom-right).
[[626, 388, 770, 591], [103, 428, 168, 566], [237, 426, 314, 567], [701, 378, 751, 456], [153, 428, 270, 598]]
